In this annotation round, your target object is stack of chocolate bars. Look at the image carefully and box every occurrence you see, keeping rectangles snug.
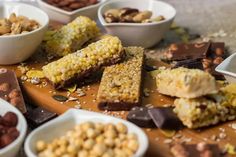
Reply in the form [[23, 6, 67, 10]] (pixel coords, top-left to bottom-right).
[[162, 42, 225, 79]]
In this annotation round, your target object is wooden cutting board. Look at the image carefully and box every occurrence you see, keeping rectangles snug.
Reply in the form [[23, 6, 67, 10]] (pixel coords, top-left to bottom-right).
[[1, 22, 236, 157]]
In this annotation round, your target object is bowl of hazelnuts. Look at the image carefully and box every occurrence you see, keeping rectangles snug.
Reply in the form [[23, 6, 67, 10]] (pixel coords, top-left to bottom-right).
[[0, 98, 27, 157]]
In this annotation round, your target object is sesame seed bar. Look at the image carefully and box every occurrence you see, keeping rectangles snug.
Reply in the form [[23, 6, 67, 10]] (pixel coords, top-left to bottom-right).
[[43, 16, 99, 57], [156, 67, 218, 98], [174, 85, 236, 129], [97, 47, 144, 111], [42, 36, 124, 89]]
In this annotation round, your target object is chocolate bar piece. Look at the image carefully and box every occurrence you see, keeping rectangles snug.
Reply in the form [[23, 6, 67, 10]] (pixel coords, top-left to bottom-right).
[[25, 107, 57, 128], [170, 143, 221, 157], [148, 107, 183, 130], [163, 42, 210, 61], [171, 58, 203, 69], [0, 68, 26, 113], [97, 47, 144, 111], [127, 107, 155, 128]]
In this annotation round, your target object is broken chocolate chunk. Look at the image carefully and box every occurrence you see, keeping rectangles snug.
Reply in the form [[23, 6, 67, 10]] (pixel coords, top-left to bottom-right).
[[127, 107, 156, 128], [148, 107, 183, 130], [25, 107, 57, 128]]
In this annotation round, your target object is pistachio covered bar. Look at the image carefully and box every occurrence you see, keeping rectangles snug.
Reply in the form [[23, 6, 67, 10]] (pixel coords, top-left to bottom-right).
[[174, 85, 236, 129], [43, 16, 99, 57], [156, 67, 218, 98], [97, 47, 144, 111], [42, 36, 124, 89]]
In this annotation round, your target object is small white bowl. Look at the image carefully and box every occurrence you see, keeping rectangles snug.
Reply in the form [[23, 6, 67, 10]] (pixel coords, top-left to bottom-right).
[[215, 53, 236, 83], [25, 109, 148, 157], [37, 0, 107, 23], [0, 2, 49, 65], [0, 98, 27, 157], [98, 0, 176, 48]]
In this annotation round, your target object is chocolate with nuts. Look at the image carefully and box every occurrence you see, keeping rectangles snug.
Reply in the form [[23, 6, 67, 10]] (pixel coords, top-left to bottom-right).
[[170, 143, 221, 157], [97, 47, 144, 111], [0, 69, 26, 113]]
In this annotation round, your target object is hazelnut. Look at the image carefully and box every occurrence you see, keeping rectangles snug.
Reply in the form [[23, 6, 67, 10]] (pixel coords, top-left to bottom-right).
[[3, 112, 18, 127], [0, 125, 7, 136], [8, 89, 20, 99], [200, 150, 213, 157], [0, 83, 10, 92], [170, 144, 189, 157], [215, 48, 224, 56], [213, 57, 223, 65], [196, 142, 209, 152], [69, 2, 86, 9], [58, 1, 70, 7], [10, 97, 22, 107], [202, 58, 212, 69], [169, 44, 178, 51]]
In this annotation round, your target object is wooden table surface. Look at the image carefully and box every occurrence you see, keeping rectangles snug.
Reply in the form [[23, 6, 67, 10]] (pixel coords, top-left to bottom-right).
[[5, 0, 236, 156]]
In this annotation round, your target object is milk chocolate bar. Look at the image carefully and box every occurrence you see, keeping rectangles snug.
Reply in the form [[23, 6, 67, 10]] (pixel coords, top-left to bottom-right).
[[25, 107, 57, 128], [0, 68, 26, 113], [97, 47, 144, 111], [127, 107, 155, 128], [148, 107, 183, 130]]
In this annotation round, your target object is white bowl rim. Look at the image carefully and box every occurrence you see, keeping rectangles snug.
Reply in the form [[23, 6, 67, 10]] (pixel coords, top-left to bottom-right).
[[0, 98, 27, 154], [0, 2, 49, 39], [98, 0, 176, 27], [215, 53, 236, 77], [25, 108, 149, 157], [37, 0, 106, 16]]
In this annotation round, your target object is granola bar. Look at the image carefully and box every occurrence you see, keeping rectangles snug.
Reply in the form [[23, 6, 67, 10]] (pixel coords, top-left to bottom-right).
[[97, 47, 144, 111], [42, 36, 124, 89], [174, 85, 236, 128]]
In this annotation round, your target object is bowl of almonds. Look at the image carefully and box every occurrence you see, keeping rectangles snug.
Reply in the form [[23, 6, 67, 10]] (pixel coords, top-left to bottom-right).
[[37, 0, 107, 23], [0, 2, 49, 65], [0, 98, 27, 157], [98, 0, 176, 48], [25, 109, 148, 157]]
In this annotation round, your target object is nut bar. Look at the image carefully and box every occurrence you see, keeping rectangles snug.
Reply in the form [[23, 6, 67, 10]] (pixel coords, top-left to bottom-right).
[[97, 47, 144, 111], [156, 67, 218, 98], [43, 16, 99, 57], [42, 36, 124, 89], [162, 42, 210, 61], [0, 68, 27, 113], [174, 85, 236, 129]]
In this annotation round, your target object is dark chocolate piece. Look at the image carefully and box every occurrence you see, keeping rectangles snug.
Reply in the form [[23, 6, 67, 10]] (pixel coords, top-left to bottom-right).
[[145, 64, 157, 72], [148, 107, 183, 130], [171, 58, 203, 69], [170, 143, 221, 157], [0, 68, 27, 113], [25, 107, 57, 128], [127, 107, 155, 128], [52, 95, 68, 102], [163, 42, 210, 61]]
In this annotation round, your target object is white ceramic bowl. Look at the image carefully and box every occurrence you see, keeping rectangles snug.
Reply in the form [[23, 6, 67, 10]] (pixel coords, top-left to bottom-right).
[[37, 0, 107, 23], [0, 2, 49, 65], [0, 98, 27, 157], [98, 0, 176, 48], [25, 109, 148, 157], [215, 53, 236, 83]]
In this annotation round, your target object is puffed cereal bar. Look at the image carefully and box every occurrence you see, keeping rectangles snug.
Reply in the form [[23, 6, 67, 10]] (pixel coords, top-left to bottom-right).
[[42, 36, 124, 89], [174, 88, 236, 129], [43, 16, 99, 57], [97, 47, 144, 111]]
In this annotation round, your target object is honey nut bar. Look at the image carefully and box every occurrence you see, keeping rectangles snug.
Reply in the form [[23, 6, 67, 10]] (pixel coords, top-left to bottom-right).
[[42, 36, 124, 89], [174, 85, 236, 129], [43, 16, 99, 57], [156, 67, 218, 98], [97, 47, 144, 111]]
